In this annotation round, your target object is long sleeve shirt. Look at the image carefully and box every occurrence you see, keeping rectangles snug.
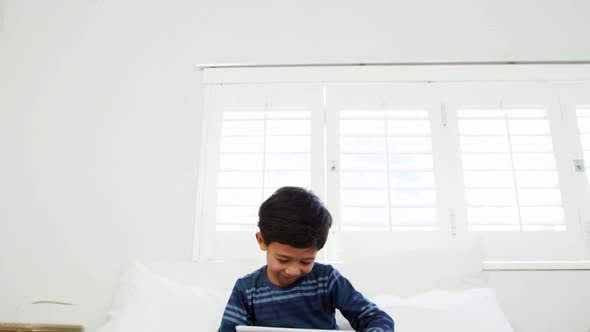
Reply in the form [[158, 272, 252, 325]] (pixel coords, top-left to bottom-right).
[[218, 263, 394, 332]]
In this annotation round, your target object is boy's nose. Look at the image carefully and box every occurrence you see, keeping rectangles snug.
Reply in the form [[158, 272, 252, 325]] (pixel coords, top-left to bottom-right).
[[284, 265, 301, 277]]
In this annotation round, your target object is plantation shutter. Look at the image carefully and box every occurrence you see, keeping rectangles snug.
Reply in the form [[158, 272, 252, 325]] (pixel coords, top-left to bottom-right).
[[576, 108, 590, 184], [457, 108, 565, 231], [337, 109, 438, 231], [216, 110, 313, 230], [197, 84, 324, 260], [196, 67, 590, 262]]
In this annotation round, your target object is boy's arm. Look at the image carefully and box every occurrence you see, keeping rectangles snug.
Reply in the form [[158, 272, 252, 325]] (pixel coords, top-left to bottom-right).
[[218, 281, 252, 332], [331, 269, 395, 332]]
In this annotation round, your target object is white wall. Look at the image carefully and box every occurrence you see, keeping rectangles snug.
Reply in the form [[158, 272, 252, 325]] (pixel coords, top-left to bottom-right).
[[0, 1, 7, 32], [487, 270, 590, 332], [1, 0, 589, 331], [0, 0, 203, 329]]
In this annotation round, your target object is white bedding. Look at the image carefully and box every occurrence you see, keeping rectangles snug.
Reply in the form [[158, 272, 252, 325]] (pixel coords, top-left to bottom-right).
[[337, 289, 513, 332], [96, 248, 513, 332], [97, 261, 228, 332]]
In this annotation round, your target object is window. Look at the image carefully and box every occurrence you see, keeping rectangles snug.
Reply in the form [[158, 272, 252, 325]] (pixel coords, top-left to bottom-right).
[[337, 109, 437, 231], [576, 108, 590, 184], [457, 108, 564, 231], [195, 66, 590, 261], [216, 110, 312, 230], [195, 84, 324, 260]]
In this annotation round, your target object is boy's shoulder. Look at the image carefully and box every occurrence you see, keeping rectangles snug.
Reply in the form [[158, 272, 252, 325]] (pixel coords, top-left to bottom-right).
[[237, 265, 266, 283], [310, 261, 337, 276]]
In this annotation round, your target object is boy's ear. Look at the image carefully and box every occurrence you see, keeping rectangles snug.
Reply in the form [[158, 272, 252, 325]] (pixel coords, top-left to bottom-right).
[[256, 232, 267, 251]]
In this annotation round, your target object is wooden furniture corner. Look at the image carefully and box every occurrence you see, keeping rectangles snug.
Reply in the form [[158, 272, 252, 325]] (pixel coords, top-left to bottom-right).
[[0, 323, 83, 332]]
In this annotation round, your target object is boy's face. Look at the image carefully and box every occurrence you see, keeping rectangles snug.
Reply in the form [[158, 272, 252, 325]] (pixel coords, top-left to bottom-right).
[[256, 232, 318, 287]]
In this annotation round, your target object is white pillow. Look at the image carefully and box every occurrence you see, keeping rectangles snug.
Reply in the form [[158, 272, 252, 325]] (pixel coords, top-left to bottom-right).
[[336, 237, 487, 297], [104, 261, 142, 322], [370, 288, 513, 332], [97, 261, 227, 332]]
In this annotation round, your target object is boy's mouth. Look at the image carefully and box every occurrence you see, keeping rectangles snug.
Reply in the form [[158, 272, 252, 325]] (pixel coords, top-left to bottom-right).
[[279, 274, 295, 284]]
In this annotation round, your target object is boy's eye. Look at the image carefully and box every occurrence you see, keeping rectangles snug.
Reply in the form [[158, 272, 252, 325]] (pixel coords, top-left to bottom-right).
[[277, 259, 288, 263]]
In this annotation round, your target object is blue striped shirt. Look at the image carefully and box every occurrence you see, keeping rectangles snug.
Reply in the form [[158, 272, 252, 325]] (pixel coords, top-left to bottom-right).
[[218, 263, 394, 332]]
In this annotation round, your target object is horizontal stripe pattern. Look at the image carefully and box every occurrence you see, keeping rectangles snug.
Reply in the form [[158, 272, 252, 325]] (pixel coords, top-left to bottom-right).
[[217, 262, 394, 332]]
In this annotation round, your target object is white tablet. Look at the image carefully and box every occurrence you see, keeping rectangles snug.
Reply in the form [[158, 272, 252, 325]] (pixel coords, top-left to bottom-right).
[[236, 326, 354, 332]]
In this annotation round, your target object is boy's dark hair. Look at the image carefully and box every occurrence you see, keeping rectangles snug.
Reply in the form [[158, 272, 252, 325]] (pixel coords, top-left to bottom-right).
[[258, 186, 332, 249]]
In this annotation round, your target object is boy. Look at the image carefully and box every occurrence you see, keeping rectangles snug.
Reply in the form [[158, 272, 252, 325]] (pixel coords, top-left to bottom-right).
[[218, 186, 395, 332]]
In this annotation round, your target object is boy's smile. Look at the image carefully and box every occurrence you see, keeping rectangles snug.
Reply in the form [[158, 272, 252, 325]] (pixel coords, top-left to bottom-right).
[[256, 232, 318, 287]]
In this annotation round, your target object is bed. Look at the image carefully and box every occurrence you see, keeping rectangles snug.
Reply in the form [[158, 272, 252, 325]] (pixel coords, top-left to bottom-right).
[[92, 238, 513, 332]]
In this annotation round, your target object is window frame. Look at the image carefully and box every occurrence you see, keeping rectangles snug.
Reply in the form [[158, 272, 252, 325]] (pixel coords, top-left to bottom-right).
[[194, 65, 590, 262]]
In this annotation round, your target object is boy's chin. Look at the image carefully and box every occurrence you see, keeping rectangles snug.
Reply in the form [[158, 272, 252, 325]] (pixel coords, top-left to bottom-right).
[[277, 274, 299, 286]]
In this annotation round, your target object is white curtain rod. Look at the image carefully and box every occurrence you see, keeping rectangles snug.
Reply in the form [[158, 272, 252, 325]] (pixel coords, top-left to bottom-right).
[[197, 60, 590, 70]]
